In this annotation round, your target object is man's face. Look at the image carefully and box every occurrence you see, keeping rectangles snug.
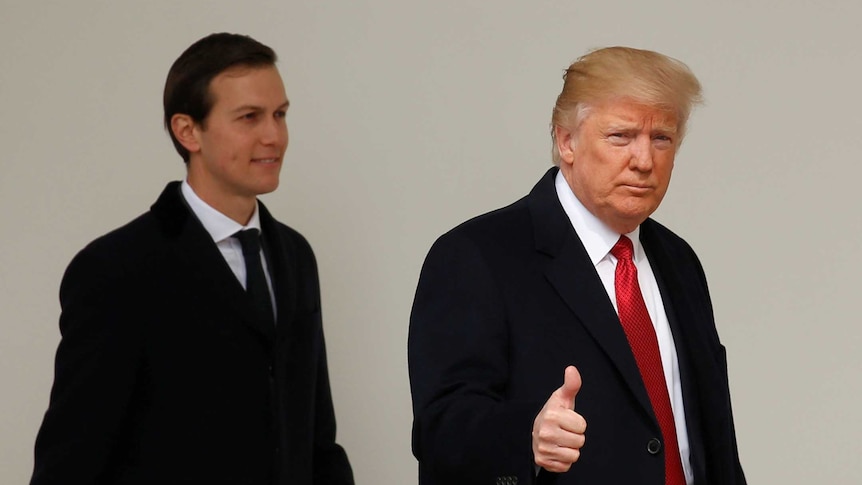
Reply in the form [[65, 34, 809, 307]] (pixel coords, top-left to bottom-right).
[[186, 65, 289, 218], [557, 99, 679, 234]]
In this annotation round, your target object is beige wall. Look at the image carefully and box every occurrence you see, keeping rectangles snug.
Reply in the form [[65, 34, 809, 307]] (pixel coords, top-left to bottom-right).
[[2, 1, 860, 483]]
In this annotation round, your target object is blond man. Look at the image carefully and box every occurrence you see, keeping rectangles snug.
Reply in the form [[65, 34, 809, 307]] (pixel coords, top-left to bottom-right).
[[409, 47, 746, 485]]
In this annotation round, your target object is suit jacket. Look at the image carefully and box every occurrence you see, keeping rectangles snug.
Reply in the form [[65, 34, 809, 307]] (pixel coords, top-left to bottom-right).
[[408, 167, 745, 485], [32, 182, 353, 485]]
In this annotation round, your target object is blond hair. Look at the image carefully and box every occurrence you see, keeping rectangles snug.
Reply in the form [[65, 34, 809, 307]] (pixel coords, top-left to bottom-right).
[[551, 46, 703, 164]]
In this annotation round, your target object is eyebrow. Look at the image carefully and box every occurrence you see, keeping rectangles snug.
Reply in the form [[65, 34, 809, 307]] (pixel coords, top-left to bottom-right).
[[604, 121, 678, 134], [230, 100, 290, 114], [652, 124, 678, 134]]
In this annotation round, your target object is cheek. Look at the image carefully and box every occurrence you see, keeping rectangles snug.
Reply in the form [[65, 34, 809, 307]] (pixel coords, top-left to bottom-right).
[[222, 135, 253, 161], [656, 158, 675, 184]]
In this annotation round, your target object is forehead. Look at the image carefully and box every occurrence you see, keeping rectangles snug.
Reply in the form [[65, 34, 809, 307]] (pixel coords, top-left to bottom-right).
[[207, 65, 287, 109], [587, 98, 678, 130]]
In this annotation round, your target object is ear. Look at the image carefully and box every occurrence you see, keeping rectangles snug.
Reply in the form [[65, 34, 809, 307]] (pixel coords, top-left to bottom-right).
[[171, 114, 202, 155], [554, 124, 576, 166]]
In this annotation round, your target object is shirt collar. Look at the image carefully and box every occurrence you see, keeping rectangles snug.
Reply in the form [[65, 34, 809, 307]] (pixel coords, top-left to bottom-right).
[[180, 179, 262, 244], [554, 170, 643, 265]]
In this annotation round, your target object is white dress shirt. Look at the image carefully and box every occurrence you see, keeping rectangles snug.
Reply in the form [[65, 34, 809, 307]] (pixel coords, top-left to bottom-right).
[[180, 180, 277, 318], [554, 171, 692, 484]]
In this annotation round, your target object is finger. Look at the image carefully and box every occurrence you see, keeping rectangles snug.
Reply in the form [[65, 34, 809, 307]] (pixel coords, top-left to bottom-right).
[[558, 365, 582, 408], [536, 448, 582, 472], [557, 409, 587, 435], [553, 428, 586, 450], [536, 421, 586, 449]]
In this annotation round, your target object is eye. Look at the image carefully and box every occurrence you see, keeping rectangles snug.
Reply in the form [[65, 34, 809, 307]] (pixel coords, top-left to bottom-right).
[[274, 109, 287, 119], [240, 112, 258, 121], [652, 134, 674, 147], [607, 133, 630, 145]]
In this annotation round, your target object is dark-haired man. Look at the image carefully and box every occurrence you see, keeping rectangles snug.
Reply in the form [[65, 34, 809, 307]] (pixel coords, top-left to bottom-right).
[[31, 33, 353, 485]]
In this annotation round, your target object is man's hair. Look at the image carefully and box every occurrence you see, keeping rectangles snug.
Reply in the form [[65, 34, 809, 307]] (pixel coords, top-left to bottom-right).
[[550, 46, 703, 165], [163, 33, 277, 163]]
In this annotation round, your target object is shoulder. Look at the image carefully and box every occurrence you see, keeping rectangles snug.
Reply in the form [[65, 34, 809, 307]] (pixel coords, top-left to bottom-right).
[[69, 211, 162, 267], [69, 181, 191, 274], [272, 219, 314, 254], [641, 218, 699, 261], [416, 197, 535, 287], [641, 217, 711, 293], [258, 203, 316, 261], [425, 167, 560, 257], [60, 211, 167, 300], [435, 196, 531, 250]]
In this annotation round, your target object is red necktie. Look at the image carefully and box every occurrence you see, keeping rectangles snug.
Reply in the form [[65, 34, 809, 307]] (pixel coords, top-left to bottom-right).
[[611, 236, 686, 485]]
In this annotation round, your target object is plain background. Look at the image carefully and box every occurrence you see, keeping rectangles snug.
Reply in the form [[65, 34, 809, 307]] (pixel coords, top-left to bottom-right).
[[2, 0, 860, 483]]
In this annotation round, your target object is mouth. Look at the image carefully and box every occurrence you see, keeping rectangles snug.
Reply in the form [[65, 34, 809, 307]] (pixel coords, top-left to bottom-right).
[[252, 157, 280, 164], [621, 184, 653, 194]]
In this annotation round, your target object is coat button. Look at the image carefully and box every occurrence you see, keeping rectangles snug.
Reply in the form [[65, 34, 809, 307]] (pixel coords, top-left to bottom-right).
[[647, 438, 662, 455]]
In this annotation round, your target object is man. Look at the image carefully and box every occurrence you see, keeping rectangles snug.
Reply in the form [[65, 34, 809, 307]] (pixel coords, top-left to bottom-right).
[[31, 33, 353, 485], [409, 47, 746, 484]]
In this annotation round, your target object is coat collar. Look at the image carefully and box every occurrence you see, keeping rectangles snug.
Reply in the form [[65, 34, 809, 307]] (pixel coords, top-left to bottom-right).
[[150, 182, 283, 341]]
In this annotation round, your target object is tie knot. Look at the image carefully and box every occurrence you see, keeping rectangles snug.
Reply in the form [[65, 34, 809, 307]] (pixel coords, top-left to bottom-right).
[[234, 228, 262, 256], [610, 235, 634, 262]]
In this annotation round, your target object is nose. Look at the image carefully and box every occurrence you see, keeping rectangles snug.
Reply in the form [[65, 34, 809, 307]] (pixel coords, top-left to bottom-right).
[[629, 135, 654, 172], [261, 117, 288, 148]]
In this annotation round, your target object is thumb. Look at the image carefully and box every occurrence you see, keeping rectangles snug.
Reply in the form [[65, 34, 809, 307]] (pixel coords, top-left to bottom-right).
[[558, 365, 582, 409]]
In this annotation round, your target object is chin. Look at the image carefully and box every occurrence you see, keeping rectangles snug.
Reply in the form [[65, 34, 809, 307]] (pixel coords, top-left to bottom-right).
[[261, 184, 280, 195], [250, 181, 279, 196], [622, 199, 658, 218]]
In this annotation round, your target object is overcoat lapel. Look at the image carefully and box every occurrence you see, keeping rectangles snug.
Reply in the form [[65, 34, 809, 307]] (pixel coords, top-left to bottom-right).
[[258, 202, 297, 340], [641, 221, 710, 481], [528, 168, 656, 423], [150, 182, 276, 341]]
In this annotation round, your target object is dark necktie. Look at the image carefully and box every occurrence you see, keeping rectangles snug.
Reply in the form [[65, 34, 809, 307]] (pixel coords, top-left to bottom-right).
[[234, 229, 275, 326], [611, 235, 685, 485]]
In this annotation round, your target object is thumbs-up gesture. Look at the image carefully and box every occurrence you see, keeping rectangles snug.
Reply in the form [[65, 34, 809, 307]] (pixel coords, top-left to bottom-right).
[[532, 366, 587, 473]]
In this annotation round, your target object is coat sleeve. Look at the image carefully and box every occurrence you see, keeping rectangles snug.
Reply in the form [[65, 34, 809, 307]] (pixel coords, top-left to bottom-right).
[[31, 245, 145, 485], [408, 231, 542, 484]]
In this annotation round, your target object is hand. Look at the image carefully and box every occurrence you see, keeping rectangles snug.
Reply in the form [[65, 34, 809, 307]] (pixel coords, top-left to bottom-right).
[[531, 366, 587, 473]]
